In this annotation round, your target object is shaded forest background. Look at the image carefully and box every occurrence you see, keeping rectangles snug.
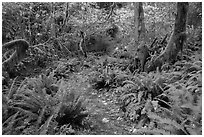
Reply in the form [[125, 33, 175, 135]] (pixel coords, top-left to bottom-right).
[[2, 2, 202, 135]]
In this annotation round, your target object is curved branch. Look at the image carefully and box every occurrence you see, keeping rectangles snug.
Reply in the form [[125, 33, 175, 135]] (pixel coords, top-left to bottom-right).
[[2, 39, 30, 72]]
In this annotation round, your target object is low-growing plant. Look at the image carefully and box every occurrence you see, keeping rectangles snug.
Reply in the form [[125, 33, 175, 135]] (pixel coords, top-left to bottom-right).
[[2, 73, 89, 135], [118, 72, 167, 117], [133, 85, 202, 135], [55, 86, 88, 127], [90, 65, 129, 90], [118, 63, 202, 135]]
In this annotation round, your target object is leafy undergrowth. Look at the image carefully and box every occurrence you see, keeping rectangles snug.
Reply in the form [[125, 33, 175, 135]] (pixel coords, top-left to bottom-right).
[[2, 46, 202, 135], [2, 72, 88, 135], [2, 2, 202, 135], [115, 51, 202, 134]]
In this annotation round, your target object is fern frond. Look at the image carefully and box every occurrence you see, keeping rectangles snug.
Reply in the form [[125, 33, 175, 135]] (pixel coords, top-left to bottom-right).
[[15, 125, 26, 132], [16, 78, 27, 94], [36, 106, 47, 127], [186, 127, 202, 135], [14, 88, 45, 103], [161, 119, 184, 131], [13, 101, 40, 113], [8, 77, 18, 99], [133, 128, 171, 135], [27, 77, 44, 91], [120, 93, 137, 102], [148, 111, 188, 135], [39, 115, 54, 135], [122, 80, 137, 87], [12, 107, 38, 118], [2, 111, 20, 135], [14, 92, 43, 108], [55, 87, 88, 126]]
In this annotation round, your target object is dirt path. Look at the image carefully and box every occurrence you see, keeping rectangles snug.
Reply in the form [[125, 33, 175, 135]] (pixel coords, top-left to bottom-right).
[[69, 70, 132, 135]]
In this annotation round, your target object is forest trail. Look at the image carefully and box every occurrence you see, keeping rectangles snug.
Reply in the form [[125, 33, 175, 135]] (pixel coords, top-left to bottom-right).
[[67, 69, 132, 135]]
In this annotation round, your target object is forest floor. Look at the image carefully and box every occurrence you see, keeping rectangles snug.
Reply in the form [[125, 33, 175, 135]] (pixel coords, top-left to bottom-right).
[[64, 68, 132, 135], [18, 58, 133, 134], [5, 45, 201, 135]]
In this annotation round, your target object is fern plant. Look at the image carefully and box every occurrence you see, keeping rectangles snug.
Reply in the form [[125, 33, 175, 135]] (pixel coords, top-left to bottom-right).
[[11, 82, 58, 134], [132, 73, 202, 135], [90, 65, 129, 91], [2, 72, 89, 135], [167, 84, 201, 134], [55, 80, 89, 127], [38, 79, 89, 134], [118, 71, 168, 122], [26, 72, 59, 95], [118, 66, 202, 135]]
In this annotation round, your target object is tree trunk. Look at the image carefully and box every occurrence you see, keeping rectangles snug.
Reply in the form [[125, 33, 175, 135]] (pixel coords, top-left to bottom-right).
[[138, 2, 146, 41], [28, 3, 33, 44], [134, 2, 139, 46], [134, 2, 146, 47], [147, 2, 188, 72], [50, 2, 56, 38], [63, 3, 69, 29], [173, 2, 188, 59]]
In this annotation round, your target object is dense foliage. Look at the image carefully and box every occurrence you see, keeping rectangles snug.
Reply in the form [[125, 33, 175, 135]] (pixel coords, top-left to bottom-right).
[[2, 2, 202, 135]]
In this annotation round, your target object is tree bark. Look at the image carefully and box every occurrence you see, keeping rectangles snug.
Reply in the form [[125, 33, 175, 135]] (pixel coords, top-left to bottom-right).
[[138, 2, 146, 41], [134, 2, 139, 46], [147, 2, 188, 72], [63, 3, 69, 29], [134, 2, 146, 47], [50, 2, 56, 38], [173, 2, 188, 59]]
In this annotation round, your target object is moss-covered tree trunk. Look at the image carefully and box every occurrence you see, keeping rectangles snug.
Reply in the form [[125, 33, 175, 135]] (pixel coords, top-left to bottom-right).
[[147, 2, 188, 72]]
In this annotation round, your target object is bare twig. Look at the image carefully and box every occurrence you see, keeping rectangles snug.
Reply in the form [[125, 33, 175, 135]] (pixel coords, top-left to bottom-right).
[[150, 37, 158, 48], [105, 2, 116, 20], [160, 34, 168, 45]]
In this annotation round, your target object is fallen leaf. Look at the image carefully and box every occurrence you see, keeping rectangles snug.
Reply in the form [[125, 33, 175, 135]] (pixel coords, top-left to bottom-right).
[[102, 118, 109, 123]]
